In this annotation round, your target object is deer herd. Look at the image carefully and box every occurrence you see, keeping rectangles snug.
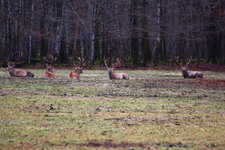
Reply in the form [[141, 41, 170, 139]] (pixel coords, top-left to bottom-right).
[[4, 56, 204, 80]]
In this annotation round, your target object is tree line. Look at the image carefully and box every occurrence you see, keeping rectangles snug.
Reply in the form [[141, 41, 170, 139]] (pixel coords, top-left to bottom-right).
[[0, 0, 224, 67]]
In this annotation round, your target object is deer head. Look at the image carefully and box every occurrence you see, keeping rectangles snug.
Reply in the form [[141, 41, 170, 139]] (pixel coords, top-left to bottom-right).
[[6, 62, 15, 71], [69, 57, 85, 79], [43, 54, 57, 72], [46, 64, 54, 73], [104, 58, 121, 73], [43, 54, 57, 78], [74, 57, 85, 73]]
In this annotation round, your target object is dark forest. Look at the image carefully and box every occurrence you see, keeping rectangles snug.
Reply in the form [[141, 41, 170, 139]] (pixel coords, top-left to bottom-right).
[[0, 0, 224, 66]]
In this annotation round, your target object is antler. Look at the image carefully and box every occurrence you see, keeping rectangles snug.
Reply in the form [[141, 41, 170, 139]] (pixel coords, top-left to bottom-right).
[[112, 58, 122, 69], [174, 56, 182, 66], [174, 56, 194, 67], [104, 57, 109, 69], [77, 57, 85, 68], [186, 57, 193, 67], [44, 54, 57, 66], [72, 57, 85, 70], [7, 61, 15, 68], [104, 58, 122, 70]]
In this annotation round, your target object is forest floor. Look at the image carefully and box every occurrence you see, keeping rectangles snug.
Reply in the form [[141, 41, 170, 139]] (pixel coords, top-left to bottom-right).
[[0, 69, 225, 149]]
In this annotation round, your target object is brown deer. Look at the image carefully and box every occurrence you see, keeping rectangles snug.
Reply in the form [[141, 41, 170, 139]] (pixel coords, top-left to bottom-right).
[[43, 54, 57, 78], [175, 56, 203, 79], [69, 57, 85, 80], [6, 62, 34, 77], [43, 64, 57, 78], [104, 58, 130, 80]]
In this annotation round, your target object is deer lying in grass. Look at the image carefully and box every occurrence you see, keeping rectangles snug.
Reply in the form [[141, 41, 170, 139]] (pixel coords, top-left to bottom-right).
[[104, 58, 130, 80], [43, 54, 57, 78], [69, 58, 85, 80], [6, 62, 34, 77], [175, 56, 203, 79], [43, 65, 57, 78]]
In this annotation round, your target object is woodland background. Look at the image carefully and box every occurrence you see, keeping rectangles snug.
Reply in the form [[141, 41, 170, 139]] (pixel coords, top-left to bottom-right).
[[0, 0, 224, 67]]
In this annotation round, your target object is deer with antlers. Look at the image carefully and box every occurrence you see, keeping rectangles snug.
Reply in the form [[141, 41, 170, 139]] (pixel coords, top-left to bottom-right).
[[69, 57, 85, 80], [175, 56, 203, 79], [104, 58, 130, 80], [6, 62, 35, 77], [43, 54, 57, 78]]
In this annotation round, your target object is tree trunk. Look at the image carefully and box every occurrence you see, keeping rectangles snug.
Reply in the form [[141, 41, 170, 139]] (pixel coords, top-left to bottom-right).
[[27, 2, 34, 64]]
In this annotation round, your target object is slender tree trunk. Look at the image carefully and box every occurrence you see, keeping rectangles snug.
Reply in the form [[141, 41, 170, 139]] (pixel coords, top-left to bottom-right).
[[130, 0, 139, 66], [54, 1, 64, 57], [27, 2, 34, 64], [141, 0, 152, 66]]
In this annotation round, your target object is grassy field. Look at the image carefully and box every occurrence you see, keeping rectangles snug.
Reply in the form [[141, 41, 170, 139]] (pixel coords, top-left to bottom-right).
[[0, 69, 225, 149]]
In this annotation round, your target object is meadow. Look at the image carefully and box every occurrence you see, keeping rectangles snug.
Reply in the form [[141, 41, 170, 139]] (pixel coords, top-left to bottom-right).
[[0, 69, 225, 149]]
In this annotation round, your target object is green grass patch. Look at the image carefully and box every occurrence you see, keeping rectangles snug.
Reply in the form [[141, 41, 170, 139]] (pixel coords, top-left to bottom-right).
[[0, 69, 225, 149]]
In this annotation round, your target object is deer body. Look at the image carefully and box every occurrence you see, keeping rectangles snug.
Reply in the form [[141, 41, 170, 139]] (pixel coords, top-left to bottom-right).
[[108, 70, 129, 80], [43, 66, 56, 78], [69, 71, 82, 80], [43, 70, 57, 78], [7, 64, 34, 77], [181, 67, 203, 79]]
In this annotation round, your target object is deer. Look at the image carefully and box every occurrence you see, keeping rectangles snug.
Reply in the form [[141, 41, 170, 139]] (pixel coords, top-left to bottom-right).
[[6, 62, 35, 77], [104, 58, 130, 80], [175, 56, 203, 79], [43, 64, 57, 78], [43, 54, 57, 78], [69, 57, 85, 80]]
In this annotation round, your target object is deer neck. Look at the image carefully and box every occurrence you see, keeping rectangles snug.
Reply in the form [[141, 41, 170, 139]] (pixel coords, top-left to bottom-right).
[[8, 68, 15, 75], [76, 72, 81, 77], [182, 70, 189, 78], [108, 71, 113, 75], [108, 71, 115, 79]]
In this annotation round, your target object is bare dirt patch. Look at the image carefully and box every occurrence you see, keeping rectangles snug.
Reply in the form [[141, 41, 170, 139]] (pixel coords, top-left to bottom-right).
[[78, 141, 146, 148], [141, 79, 225, 89], [105, 116, 200, 123]]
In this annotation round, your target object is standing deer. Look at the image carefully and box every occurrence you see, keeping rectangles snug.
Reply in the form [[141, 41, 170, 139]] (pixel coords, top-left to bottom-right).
[[175, 56, 203, 79], [6, 62, 34, 77], [43, 54, 57, 78], [104, 58, 130, 80], [69, 57, 85, 80]]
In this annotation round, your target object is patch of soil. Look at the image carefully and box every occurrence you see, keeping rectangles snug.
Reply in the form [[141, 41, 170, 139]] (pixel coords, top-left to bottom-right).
[[1, 88, 45, 96], [200, 79, 225, 88], [176, 79, 225, 89], [144, 79, 225, 89], [79, 141, 191, 149], [78, 141, 146, 148], [105, 116, 200, 123], [156, 142, 190, 148]]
